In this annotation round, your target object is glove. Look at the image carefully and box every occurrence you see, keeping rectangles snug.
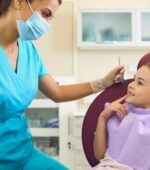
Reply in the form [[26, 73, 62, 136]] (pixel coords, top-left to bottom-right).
[[90, 65, 125, 93]]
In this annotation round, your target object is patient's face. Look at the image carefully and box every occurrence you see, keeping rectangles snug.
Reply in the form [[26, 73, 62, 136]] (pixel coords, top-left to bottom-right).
[[126, 66, 150, 108]]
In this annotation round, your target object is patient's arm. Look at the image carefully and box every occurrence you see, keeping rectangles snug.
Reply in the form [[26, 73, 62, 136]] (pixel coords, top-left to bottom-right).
[[93, 115, 108, 161], [93, 95, 128, 161]]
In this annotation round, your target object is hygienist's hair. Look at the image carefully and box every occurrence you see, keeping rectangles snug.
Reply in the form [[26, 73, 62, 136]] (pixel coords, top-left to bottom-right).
[[0, 0, 11, 16], [0, 0, 62, 16]]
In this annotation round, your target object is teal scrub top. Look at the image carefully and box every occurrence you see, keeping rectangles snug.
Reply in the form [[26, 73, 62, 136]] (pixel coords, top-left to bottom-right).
[[0, 39, 48, 167]]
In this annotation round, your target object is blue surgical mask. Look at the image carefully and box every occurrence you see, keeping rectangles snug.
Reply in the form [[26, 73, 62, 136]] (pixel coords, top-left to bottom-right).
[[17, 1, 51, 40]]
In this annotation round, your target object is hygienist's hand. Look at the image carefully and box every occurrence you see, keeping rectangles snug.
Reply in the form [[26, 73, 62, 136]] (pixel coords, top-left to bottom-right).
[[102, 65, 125, 87], [90, 65, 125, 93], [100, 95, 128, 120]]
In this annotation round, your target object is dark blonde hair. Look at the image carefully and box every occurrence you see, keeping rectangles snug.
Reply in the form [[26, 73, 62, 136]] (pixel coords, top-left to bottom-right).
[[145, 63, 150, 69], [0, 0, 62, 16]]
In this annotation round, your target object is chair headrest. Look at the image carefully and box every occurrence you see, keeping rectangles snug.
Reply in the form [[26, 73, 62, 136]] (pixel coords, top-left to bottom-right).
[[82, 52, 150, 167], [137, 52, 150, 69]]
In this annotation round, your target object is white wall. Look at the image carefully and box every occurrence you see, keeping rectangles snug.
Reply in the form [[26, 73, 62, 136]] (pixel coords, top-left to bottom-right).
[[34, 0, 150, 82], [77, 0, 150, 82], [34, 1, 74, 76], [78, 50, 150, 82], [78, 0, 150, 9]]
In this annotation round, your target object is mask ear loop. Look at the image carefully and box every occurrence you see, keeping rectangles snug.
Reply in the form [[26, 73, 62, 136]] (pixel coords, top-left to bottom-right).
[[14, 0, 21, 20], [26, 0, 34, 13], [17, 9, 21, 20], [26, 0, 50, 27]]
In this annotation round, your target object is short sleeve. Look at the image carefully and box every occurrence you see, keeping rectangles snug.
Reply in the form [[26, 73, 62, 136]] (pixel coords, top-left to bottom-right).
[[37, 55, 48, 77], [28, 41, 48, 77]]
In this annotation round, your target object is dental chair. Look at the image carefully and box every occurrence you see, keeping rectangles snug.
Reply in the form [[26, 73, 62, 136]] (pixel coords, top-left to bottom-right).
[[82, 52, 150, 167]]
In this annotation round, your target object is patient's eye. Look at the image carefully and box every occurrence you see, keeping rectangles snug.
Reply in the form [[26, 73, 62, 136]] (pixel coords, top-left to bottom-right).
[[137, 80, 143, 85]]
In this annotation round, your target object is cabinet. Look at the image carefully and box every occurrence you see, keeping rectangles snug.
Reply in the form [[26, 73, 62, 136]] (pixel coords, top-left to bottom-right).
[[26, 77, 76, 168], [78, 9, 150, 49], [137, 10, 150, 45], [69, 112, 92, 170]]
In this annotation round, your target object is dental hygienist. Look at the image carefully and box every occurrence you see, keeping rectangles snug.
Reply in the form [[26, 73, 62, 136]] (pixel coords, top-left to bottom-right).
[[0, 0, 124, 169]]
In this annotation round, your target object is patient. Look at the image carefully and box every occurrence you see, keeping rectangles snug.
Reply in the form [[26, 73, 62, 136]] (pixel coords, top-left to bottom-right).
[[93, 63, 150, 170]]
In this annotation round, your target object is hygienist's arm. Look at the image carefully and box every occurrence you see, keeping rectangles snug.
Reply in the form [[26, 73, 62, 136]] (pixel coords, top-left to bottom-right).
[[39, 66, 125, 102], [39, 74, 93, 102]]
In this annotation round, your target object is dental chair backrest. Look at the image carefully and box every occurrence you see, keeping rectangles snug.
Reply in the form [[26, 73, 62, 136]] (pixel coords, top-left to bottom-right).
[[82, 52, 150, 167]]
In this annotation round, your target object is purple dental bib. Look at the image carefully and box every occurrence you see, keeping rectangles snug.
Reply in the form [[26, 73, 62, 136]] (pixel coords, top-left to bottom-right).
[[106, 103, 150, 170]]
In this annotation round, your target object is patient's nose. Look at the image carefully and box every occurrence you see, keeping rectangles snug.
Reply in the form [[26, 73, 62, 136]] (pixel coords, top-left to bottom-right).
[[128, 81, 135, 89]]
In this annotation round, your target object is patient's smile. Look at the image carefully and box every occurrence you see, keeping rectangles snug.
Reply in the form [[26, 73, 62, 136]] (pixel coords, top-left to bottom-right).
[[127, 91, 134, 96]]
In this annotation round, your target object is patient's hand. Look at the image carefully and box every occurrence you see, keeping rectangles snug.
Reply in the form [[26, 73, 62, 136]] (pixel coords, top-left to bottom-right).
[[100, 95, 128, 120]]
